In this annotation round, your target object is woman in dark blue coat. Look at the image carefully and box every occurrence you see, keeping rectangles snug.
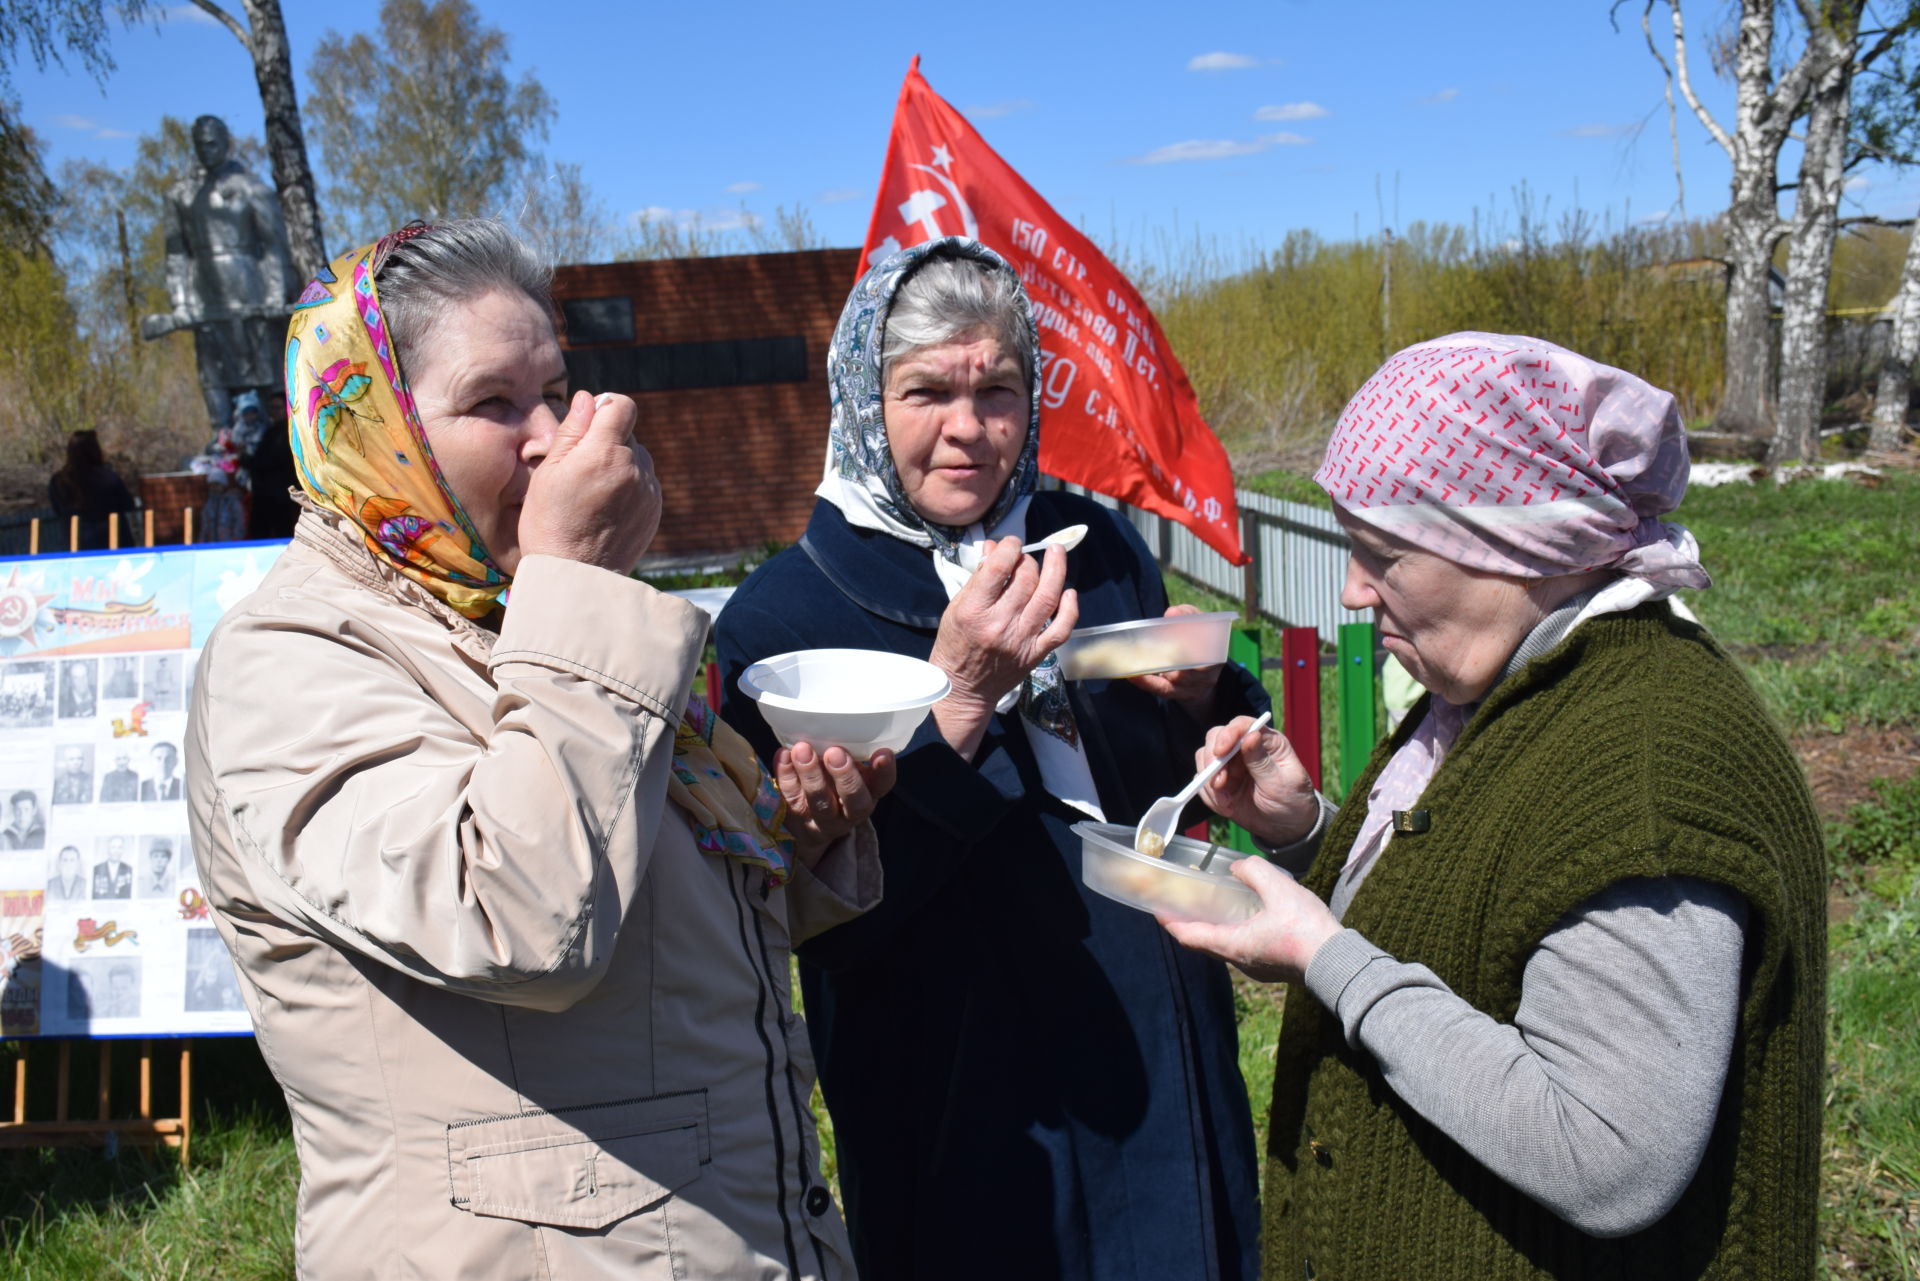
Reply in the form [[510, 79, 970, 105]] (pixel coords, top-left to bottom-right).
[[717, 238, 1264, 1281]]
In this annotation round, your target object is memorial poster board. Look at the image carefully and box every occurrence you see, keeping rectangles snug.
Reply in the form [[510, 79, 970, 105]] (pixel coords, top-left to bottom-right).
[[0, 539, 287, 1037]]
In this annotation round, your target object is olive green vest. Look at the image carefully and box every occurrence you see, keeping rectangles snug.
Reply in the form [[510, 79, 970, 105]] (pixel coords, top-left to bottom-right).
[[1264, 605, 1825, 1281]]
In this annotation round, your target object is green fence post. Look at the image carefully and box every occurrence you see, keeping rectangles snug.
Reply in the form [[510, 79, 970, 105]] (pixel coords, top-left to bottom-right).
[[1225, 626, 1262, 854], [1336, 622, 1378, 797]]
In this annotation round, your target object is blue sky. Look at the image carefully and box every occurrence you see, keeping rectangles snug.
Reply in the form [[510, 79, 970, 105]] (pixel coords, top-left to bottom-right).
[[15, 0, 1920, 260]]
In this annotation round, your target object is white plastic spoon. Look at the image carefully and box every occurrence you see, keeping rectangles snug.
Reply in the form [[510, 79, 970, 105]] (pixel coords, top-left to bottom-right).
[[1133, 710, 1274, 858], [1020, 523, 1089, 555]]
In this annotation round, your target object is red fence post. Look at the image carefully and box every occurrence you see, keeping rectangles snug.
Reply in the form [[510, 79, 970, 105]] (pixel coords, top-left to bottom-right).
[[1280, 626, 1323, 791], [705, 660, 722, 713]]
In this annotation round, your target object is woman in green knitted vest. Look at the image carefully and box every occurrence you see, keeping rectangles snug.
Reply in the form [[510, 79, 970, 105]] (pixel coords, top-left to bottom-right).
[[1162, 333, 1825, 1281]]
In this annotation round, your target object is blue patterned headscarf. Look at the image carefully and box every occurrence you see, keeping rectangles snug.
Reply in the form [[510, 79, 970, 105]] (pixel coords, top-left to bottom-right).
[[816, 237, 1041, 559], [814, 238, 1098, 806]]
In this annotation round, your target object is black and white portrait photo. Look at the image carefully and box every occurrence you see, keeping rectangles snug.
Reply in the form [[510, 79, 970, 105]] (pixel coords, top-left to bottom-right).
[[52, 744, 94, 806], [141, 653, 183, 713], [57, 658, 97, 720]]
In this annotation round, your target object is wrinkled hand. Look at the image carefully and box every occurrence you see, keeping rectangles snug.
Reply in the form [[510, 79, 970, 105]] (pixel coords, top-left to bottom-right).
[[1195, 715, 1318, 846], [927, 538, 1078, 759], [519, 391, 662, 573], [777, 743, 897, 868], [1159, 857, 1341, 985], [1127, 603, 1223, 715]]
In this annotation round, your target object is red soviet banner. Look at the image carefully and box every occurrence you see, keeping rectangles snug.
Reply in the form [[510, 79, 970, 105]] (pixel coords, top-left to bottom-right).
[[860, 57, 1247, 565]]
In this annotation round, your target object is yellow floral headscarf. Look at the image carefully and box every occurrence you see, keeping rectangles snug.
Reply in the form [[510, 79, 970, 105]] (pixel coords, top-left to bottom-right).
[[283, 231, 798, 885], [285, 233, 508, 617]]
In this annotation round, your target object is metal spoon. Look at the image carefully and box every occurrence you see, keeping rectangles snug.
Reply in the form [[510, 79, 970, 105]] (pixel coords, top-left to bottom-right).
[[1133, 710, 1274, 858], [1020, 524, 1089, 555]]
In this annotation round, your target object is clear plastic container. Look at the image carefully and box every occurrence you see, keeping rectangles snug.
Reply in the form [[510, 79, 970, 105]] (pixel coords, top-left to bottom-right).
[[1072, 821, 1261, 924], [736, 648, 950, 759], [1054, 611, 1238, 681]]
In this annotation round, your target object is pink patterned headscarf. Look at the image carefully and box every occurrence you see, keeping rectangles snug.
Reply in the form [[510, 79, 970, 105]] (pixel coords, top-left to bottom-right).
[[1314, 332, 1709, 589], [1319, 333, 1709, 883]]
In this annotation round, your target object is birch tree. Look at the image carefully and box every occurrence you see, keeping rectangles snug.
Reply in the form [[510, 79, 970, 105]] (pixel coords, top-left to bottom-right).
[[1857, 28, 1920, 449], [1871, 227, 1920, 447], [1772, 3, 1864, 464], [1772, 3, 1919, 462], [1644, 0, 1822, 438]]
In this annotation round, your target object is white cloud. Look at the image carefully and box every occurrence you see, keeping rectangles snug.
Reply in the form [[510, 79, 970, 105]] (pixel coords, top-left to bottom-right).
[[967, 99, 1034, 120], [724, 181, 761, 194], [1187, 51, 1259, 72], [162, 4, 221, 23], [1419, 87, 1460, 105], [1561, 123, 1629, 138], [629, 206, 760, 232], [1636, 209, 1671, 225], [1254, 102, 1327, 122], [817, 188, 864, 205], [1127, 132, 1310, 165], [53, 113, 132, 139], [1844, 174, 1870, 193]]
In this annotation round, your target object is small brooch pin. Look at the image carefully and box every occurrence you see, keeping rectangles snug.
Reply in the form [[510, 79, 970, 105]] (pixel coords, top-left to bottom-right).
[[1391, 809, 1431, 834]]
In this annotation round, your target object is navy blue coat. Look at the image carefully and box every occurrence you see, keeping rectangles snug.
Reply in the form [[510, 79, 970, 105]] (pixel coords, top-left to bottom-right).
[[716, 492, 1264, 1281]]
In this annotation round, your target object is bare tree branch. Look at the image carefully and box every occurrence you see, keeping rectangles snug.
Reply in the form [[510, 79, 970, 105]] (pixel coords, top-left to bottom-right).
[[1668, 1, 1735, 155], [1644, 2, 1687, 213], [185, 0, 250, 47]]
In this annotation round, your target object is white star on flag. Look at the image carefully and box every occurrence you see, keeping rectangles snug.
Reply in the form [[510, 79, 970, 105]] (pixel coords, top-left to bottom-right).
[[930, 144, 953, 171]]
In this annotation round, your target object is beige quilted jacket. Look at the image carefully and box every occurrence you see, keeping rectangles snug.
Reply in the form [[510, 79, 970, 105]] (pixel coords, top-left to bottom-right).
[[186, 511, 876, 1279]]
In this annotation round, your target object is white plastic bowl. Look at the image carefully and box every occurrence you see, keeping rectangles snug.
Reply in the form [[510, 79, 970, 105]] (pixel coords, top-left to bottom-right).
[[1073, 821, 1261, 924], [737, 648, 950, 759], [1054, 611, 1238, 681]]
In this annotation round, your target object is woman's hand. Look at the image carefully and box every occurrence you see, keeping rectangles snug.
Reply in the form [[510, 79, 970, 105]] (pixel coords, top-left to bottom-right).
[[1127, 603, 1222, 716], [1159, 858, 1342, 985], [1195, 715, 1319, 846], [776, 743, 898, 868], [927, 538, 1078, 760], [520, 391, 662, 573]]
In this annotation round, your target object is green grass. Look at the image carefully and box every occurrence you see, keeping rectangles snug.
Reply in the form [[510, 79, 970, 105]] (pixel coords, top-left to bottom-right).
[[1823, 885, 1920, 1277], [0, 1109, 296, 1281], [1670, 471, 1920, 734]]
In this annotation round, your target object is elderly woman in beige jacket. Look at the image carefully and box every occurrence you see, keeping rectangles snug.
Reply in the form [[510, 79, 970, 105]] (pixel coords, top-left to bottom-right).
[[186, 220, 891, 1280]]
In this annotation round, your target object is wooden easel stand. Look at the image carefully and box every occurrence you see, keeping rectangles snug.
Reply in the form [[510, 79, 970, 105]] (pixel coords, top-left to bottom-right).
[[0, 1040, 194, 1164]]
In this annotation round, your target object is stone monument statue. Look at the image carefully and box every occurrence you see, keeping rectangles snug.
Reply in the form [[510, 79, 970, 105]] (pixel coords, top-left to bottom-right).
[[141, 115, 300, 430]]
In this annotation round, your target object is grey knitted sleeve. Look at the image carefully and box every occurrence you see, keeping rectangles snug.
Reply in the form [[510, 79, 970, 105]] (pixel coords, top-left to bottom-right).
[[1301, 875, 1748, 1238]]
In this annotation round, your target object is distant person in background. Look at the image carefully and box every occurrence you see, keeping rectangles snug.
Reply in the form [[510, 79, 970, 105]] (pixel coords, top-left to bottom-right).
[[48, 845, 87, 902], [48, 430, 137, 552], [100, 751, 140, 803], [3, 791, 44, 850], [246, 398, 298, 539], [141, 742, 183, 801]]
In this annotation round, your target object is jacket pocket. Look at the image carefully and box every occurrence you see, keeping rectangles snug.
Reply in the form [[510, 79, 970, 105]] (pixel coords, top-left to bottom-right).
[[446, 1089, 709, 1231]]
